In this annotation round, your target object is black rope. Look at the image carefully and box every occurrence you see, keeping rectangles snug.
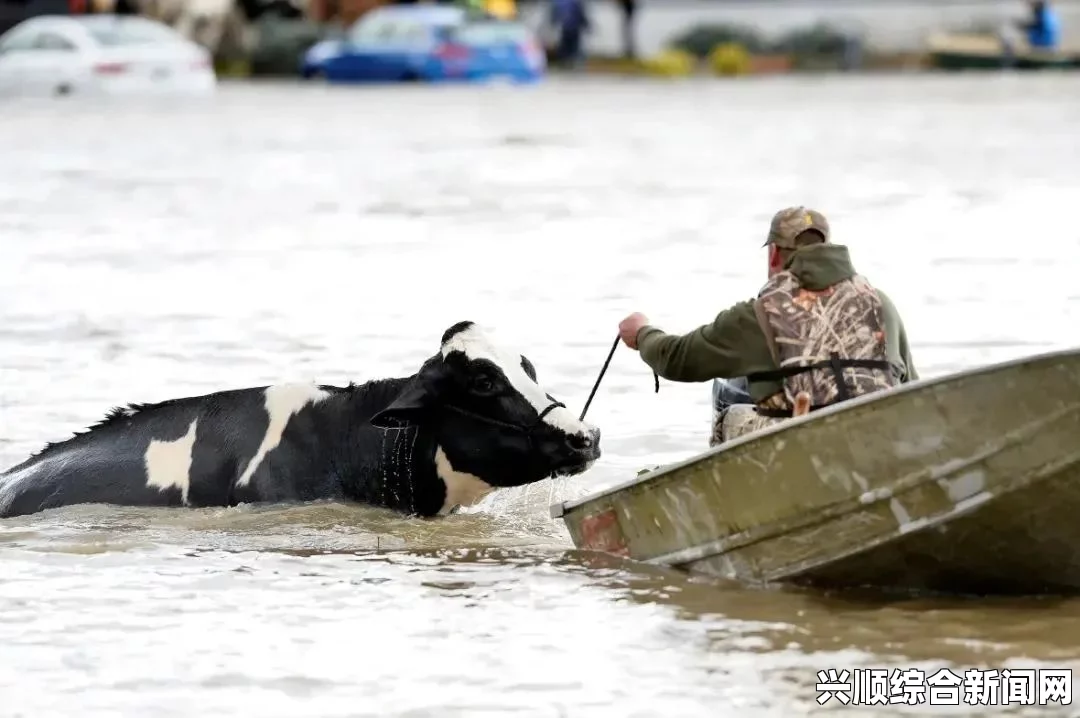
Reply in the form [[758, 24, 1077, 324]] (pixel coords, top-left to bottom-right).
[[444, 400, 566, 433], [579, 334, 660, 422]]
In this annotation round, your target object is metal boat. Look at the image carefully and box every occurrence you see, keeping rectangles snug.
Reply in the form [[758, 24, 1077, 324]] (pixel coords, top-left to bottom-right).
[[551, 348, 1080, 595], [926, 32, 1080, 70]]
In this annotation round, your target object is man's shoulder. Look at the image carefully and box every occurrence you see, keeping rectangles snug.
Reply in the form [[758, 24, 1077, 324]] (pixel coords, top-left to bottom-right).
[[850, 272, 893, 302], [707, 298, 772, 352], [715, 297, 762, 324], [863, 282, 912, 332], [867, 283, 899, 310]]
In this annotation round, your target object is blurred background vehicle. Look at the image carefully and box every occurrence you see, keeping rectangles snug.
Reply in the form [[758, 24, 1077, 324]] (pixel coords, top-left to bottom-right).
[[299, 4, 545, 83], [0, 13, 215, 97], [5, 0, 1075, 81]]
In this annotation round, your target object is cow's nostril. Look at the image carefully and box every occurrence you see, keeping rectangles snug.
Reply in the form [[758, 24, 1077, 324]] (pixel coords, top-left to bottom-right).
[[565, 433, 593, 452]]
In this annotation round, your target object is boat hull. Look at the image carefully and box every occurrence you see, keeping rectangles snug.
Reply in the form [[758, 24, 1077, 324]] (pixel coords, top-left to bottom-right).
[[929, 50, 1080, 70], [925, 32, 1080, 70], [552, 348, 1080, 595]]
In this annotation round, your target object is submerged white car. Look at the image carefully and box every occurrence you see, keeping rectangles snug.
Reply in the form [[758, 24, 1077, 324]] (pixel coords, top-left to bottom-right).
[[0, 14, 216, 98]]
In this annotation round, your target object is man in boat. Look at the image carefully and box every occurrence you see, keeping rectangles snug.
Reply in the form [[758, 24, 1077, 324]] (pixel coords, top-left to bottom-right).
[[1017, 0, 1062, 50], [1001, 0, 1062, 59], [617, 206, 919, 447]]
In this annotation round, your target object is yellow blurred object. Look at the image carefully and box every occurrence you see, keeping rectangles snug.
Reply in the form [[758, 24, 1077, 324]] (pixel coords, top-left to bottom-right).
[[709, 42, 751, 76], [214, 57, 251, 78], [641, 49, 696, 77], [484, 0, 517, 20]]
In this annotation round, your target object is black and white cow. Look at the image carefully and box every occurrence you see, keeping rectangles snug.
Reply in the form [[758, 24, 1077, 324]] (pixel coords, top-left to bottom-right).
[[0, 321, 601, 520]]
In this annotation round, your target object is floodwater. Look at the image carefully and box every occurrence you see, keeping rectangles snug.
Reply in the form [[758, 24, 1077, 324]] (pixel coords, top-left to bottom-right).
[[1, 74, 1079, 717]]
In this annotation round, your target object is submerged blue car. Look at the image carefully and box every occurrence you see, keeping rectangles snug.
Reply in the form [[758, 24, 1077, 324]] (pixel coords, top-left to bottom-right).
[[300, 6, 546, 84]]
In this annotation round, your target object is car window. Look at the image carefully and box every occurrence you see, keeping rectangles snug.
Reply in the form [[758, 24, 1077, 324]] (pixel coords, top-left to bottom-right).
[[0, 30, 42, 54], [452, 21, 532, 46], [348, 14, 390, 42], [395, 22, 433, 43], [81, 18, 186, 47], [349, 15, 434, 44], [35, 33, 77, 51]]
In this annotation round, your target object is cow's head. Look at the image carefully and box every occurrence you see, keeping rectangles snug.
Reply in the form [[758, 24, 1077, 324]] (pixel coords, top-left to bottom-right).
[[369, 321, 601, 487]]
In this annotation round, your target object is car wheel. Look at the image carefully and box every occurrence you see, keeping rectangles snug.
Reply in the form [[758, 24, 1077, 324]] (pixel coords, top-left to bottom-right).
[[401, 71, 422, 82], [54, 83, 72, 97]]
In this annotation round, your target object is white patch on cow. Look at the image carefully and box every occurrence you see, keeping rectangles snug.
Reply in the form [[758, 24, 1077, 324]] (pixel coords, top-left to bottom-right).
[[144, 418, 199, 505], [434, 445, 494, 515], [235, 383, 330, 488], [441, 324, 594, 437]]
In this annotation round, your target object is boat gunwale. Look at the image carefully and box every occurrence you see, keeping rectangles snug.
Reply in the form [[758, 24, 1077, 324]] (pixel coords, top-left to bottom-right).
[[550, 345, 1080, 519]]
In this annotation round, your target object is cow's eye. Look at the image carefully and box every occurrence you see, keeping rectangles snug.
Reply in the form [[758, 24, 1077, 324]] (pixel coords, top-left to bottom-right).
[[471, 375, 496, 394]]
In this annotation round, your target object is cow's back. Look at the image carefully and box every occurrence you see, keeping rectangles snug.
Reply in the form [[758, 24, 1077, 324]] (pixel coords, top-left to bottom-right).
[[0, 388, 273, 518]]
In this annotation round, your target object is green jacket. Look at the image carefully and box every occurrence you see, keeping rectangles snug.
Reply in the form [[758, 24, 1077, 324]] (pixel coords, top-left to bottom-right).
[[636, 244, 919, 403]]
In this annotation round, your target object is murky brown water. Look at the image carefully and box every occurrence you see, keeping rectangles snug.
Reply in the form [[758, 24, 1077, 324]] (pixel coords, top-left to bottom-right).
[[2, 74, 1080, 716]]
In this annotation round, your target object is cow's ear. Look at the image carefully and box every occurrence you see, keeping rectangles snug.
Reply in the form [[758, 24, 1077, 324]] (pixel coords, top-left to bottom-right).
[[369, 379, 432, 429]]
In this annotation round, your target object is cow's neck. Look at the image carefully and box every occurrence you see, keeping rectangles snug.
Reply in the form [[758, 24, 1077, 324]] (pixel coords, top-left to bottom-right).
[[331, 377, 447, 517], [433, 445, 495, 515], [364, 423, 443, 516]]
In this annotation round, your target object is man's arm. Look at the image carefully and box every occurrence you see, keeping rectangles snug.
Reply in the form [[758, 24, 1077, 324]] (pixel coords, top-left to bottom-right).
[[877, 290, 918, 383], [897, 318, 918, 382], [635, 300, 771, 382]]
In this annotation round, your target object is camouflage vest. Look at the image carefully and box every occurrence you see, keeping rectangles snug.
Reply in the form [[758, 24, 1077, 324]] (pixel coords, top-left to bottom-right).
[[747, 271, 897, 417]]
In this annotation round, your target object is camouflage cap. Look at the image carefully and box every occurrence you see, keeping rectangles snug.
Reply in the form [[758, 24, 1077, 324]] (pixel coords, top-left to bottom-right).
[[763, 206, 830, 249]]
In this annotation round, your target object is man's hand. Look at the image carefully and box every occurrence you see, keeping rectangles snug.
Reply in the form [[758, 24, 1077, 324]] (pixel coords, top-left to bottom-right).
[[618, 312, 650, 350]]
